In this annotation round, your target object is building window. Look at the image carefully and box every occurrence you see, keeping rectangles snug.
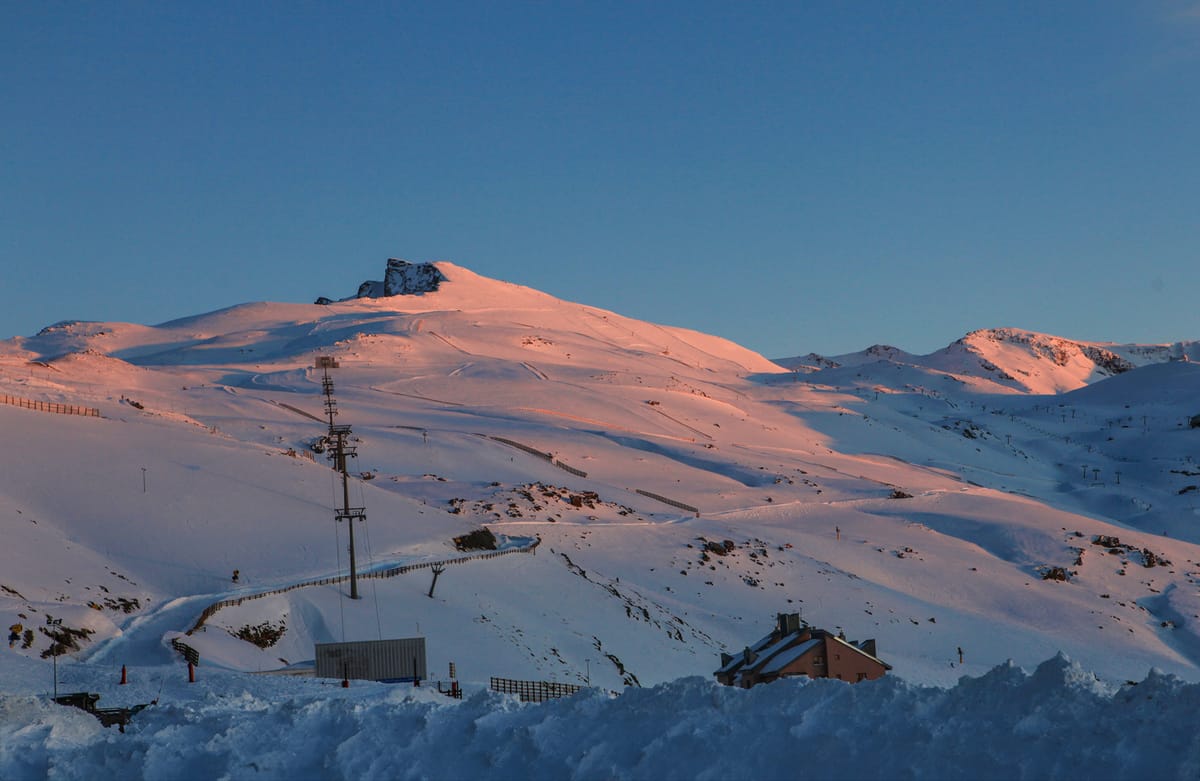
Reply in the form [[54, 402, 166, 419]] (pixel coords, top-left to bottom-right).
[[813, 656, 824, 665], [835, 654, 840, 661], [857, 672, 868, 681]]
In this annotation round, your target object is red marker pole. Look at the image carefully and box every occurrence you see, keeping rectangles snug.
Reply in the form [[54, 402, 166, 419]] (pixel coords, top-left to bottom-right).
[[188, 662, 195, 683], [120, 665, 127, 685]]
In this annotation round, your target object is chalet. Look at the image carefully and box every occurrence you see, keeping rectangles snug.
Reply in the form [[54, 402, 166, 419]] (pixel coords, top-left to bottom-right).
[[715, 613, 890, 688]]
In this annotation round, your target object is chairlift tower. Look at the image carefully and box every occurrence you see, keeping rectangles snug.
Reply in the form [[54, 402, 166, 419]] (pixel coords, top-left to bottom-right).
[[317, 357, 366, 599]]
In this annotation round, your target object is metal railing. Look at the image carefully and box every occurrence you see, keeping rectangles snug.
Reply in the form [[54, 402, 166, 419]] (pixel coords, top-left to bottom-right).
[[490, 676, 582, 702]]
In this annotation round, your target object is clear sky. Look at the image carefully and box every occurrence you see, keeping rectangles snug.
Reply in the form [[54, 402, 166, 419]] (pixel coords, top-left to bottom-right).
[[3, 2, 1198, 358]]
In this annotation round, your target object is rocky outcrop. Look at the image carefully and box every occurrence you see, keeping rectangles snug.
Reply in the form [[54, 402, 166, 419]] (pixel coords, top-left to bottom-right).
[[355, 280, 385, 299], [316, 259, 446, 304], [383, 259, 445, 296], [963, 329, 1131, 375], [1078, 345, 1134, 376]]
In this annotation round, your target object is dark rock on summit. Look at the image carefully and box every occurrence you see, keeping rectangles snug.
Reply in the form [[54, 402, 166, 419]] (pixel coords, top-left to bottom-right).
[[355, 280, 385, 299], [383, 258, 446, 296], [315, 258, 447, 304]]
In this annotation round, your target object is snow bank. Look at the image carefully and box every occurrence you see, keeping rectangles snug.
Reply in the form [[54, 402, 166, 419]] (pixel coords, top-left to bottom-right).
[[3, 655, 1199, 780]]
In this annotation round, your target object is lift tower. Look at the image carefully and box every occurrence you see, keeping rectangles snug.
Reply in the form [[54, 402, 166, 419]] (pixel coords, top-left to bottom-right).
[[316, 356, 366, 599]]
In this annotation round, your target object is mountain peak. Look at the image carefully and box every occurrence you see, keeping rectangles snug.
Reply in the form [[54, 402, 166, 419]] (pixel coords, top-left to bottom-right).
[[956, 328, 1136, 382], [786, 327, 1177, 394]]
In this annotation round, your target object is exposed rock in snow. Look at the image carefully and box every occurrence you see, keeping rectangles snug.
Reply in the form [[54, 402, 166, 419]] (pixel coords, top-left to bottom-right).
[[317, 258, 447, 304], [383, 258, 446, 296]]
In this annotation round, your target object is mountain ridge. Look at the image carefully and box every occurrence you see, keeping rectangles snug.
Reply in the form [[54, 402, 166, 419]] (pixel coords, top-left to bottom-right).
[[780, 326, 1199, 395], [3, 261, 1200, 691]]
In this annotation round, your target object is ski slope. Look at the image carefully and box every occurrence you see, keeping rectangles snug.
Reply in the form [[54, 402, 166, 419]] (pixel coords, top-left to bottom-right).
[[2, 261, 1200, 697]]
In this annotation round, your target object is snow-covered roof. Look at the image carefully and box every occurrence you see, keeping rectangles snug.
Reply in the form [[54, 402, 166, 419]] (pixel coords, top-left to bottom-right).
[[716, 654, 744, 676], [717, 629, 784, 676], [759, 637, 822, 676], [728, 627, 891, 684], [751, 632, 803, 668]]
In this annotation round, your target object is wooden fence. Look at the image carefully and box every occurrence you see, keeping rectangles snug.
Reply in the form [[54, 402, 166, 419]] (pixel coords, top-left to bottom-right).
[[171, 637, 200, 666], [487, 436, 588, 477], [552, 459, 588, 478], [490, 676, 582, 703], [635, 489, 699, 515], [185, 538, 541, 636], [0, 394, 99, 418], [489, 436, 553, 462]]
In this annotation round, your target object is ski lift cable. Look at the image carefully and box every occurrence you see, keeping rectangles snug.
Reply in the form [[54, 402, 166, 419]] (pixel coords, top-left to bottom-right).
[[356, 476, 384, 641], [331, 466, 346, 642]]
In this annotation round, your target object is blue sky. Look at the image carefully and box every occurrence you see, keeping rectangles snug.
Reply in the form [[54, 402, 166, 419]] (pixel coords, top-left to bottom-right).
[[2, 2, 1198, 357]]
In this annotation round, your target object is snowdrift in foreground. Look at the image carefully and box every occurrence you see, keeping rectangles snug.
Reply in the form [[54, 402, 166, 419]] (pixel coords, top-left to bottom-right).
[[3, 655, 1199, 781]]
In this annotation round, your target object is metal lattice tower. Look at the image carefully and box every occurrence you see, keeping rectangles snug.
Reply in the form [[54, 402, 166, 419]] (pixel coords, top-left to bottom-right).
[[318, 356, 339, 430], [316, 356, 365, 599]]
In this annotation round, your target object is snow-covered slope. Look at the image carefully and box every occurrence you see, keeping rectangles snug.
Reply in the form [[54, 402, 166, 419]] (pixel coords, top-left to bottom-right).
[[2, 652, 1197, 781], [3, 261, 1200, 704], [783, 327, 1200, 395]]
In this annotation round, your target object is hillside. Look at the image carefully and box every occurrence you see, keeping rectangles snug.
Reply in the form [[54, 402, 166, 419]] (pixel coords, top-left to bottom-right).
[[3, 261, 1200, 694], [782, 327, 1200, 394]]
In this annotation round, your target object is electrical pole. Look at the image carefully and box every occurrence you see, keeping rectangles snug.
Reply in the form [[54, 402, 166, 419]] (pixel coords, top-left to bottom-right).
[[317, 357, 365, 600], [48, 618, 62, 699]]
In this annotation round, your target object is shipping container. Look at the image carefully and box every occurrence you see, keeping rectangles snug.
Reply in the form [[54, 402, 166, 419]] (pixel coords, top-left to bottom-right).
[[315, 637, 427, 682]]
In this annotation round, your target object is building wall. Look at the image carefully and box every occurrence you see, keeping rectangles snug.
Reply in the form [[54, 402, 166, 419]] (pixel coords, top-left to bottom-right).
[[773, 638, 831, 682], [825, 642, 887, 683], [772, 639, 886, 684]]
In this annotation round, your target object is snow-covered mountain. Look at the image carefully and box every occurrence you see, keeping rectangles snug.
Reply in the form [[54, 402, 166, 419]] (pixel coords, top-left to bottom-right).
[[782, 327, 1200, 394], [3, 260, 1200, 702]]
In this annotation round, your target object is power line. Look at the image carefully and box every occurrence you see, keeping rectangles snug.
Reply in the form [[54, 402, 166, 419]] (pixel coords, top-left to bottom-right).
[[317, 356, 365, 601]]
